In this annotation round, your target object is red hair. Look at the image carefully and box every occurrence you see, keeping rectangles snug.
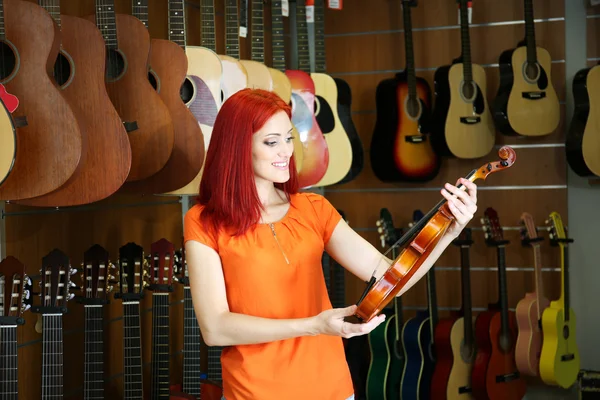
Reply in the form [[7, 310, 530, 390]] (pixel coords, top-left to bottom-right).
[[196, 88, 299, 239]]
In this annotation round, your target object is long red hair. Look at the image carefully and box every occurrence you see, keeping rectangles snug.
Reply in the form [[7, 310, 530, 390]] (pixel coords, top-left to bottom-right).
[[196, 89, 299, 239]]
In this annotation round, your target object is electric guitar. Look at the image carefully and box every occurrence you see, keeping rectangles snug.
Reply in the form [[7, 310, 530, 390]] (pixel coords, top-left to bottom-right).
[[492, 0, 560, 137], [566, 63, 600, 177], [539, 212, 580, 389], [371, 0, 440, 182], [431, 0, 495, 159], [514, 213, 550, 377]]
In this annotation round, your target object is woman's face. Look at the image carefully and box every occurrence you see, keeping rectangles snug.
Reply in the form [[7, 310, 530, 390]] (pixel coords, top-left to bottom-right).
[[251, 111, 295, 184]]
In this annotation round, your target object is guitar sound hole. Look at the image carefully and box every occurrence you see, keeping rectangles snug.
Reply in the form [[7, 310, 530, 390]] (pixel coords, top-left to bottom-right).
[[524, 62, 541, 83], [405, 96, 421, 120], [54, 51, 72, 88], [148, 70, 159, 92], [460, 80, 477, 103], [105, 49, 125, 81], [0, 41, 16, 81], [180, 77, 195, 104], [563, 325, 570, 339]]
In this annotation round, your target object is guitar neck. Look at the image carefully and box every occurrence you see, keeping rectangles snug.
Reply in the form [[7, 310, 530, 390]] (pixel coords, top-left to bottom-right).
[[42, 0, 62, 28], [271, 0, 286, 71], [459, 244, 474, 349], [224, 0, 241, 58], [183, 287, 202, 397], [251, 0, 265, 62], [496, 245, 510, 339], [207, 345, 224, 383], [560, 244, 571, 321], [295, 0, 311, 73], [524, 0, 537, 64], [532, 244, 545, 321], [168, 0, 186, 49], [95, 0, 119, 49], [427, 267, 438, 338], [401, 2, 417, 99], [0, 325, 18, 399], [42, 314, 64, 398], [151, 294, 170, 400], [458, 0, 473, 82], [131, 0, 149, 27], [314, 0, 326, 73], [200, 0, 217, 52], [123, 302, 143, 399], [84, 306, 105, 400], [0, 0, 5, 41]]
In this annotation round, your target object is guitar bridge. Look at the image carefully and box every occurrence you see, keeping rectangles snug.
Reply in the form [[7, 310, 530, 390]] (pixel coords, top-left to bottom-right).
[[459, 116, 480, 125], [521, 91, 546, 100], [496, 371, 520, 383], [562, 353, 576, 362]]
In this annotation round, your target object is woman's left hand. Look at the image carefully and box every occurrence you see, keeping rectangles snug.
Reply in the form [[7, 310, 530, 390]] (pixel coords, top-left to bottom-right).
[[441, 177, 478, 238]]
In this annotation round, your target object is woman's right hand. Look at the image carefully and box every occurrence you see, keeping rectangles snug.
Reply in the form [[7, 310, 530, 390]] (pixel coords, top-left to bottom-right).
[[313, 305, 386, 339]]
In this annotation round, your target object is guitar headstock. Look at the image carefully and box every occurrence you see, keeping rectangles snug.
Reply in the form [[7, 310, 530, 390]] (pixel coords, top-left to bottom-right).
[[79, 244, 116, 304], [453, 227, 474, 247], [481, 207, 509, 246], [519, 212, 544, 247], [35, 249, 76, 313], [376, 208, 400, 248], [0, 256, 32, 324], [545, 211, 571, 247], [145, 238, 175, 292], [115, 242, 148, 300]]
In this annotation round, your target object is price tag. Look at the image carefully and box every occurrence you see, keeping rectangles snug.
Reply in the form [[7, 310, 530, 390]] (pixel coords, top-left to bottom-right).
[[458, 1, 472, 24], [239, 27, 247, 38], [306, 5, 315, 23], [328, 0, 342, 10], [282, 0, 289, 17]]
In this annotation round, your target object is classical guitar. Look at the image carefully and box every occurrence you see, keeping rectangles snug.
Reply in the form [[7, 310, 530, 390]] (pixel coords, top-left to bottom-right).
[[311, 0, 353, 187], [121, 0, 205, 195], [566, 63, 600, 177], [31, 249, 77, 399], [115, 242, 148, 400], [286, 0, 329, 188], [431, 0, 495, 159], [400, 210, 438, 400], [474, 208, 526, 400], [514, 212, 550, 377], [0, 256, 32, 399], [0, 0, 83, 201], [15, 0, 132, 207], [539, 212, 580, 389], [371, 0, 440, 182], [75, 244, 115, 400], [219, 0, 249, 100], [430, 228, 475, 400], [86, 0, 174, 182], [0, 97, 16, 188], [366, 208, 404, 400], [492, 0, 560, 137]]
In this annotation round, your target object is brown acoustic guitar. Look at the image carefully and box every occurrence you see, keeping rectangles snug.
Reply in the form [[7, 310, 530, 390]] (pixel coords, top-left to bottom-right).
[[15, 0, 132, 207], [85, 0, 174, 183], [0, 0, 83, 201], [122, 0, 205, 195]]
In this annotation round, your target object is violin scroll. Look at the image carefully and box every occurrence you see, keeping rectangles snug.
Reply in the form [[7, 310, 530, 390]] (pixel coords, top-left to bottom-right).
[[470, 146, 516, 182]]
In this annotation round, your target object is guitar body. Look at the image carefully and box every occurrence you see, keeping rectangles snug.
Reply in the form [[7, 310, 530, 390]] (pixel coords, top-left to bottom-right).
[[471, 309, 496, 400], [493, 46, 560, 137], [566, 65, 600, 177], [485, 311, 527, 400], [366, 311, 394, 400], [539, 304, 580, 388], [0, 99, 15, 187], [447, 318, 475, 399], [515, 292, 550, 376], [16, 13, 132, 207], [240, 60, 273, 91], [335, 78, 364, 185], [165, 45, 222, 195], [312, 72, 352, 186], [385, 322, 404, 400], [400, 311, 433, 400], [286, 69, 329, 188], [219, 54, 248, 100], [430, 317, 455, 400], [0, 0, 83, 201], [432, 62, 495, 159], [371, 72, 440, 183], [121, 38, 205, 194]]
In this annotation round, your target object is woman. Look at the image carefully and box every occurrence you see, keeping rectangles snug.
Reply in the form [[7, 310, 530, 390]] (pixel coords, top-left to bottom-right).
[[184, 89, 477, 400]]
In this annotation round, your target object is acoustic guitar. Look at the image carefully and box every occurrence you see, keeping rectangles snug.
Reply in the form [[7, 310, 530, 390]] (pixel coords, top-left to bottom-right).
[[122, 0, 206, 195], [238, 0, 273, 91], [311, 0, 353, 187], [430, 228, 475, 400], [86, 0, 174, 182], [566, 64, 600, 177], [219, 0, 249, 100], [0, 97, 16, 188], [371, 0, 440, 182], [492, 0, 559, 137], [473, 208, 526, 400], [539, 212, 580, 389], [15, 0, 132, 207], [0, 83, 17, 112], [164, 0, 223, 196], [431, 0, 495, 159], [514, 212, 550, 377], [0, 0, 83, 201], [286, 0, 329, 188]]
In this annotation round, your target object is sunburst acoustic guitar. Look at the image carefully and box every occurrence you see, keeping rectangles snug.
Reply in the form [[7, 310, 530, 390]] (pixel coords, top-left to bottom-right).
[[539, 212, 580, 389], [492, 0, 559, 137]]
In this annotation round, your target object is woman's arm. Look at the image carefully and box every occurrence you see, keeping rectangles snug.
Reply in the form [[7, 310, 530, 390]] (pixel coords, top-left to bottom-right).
[[185, 240, 386, 347]]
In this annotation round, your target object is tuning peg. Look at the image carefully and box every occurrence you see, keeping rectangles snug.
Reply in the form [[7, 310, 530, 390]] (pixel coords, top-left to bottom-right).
[[375, 220, 381, 227], [69, 267, 77, 275], [106, 285, 114, 293], [21, 303, 31, 312], [67, 293, 75, 301]]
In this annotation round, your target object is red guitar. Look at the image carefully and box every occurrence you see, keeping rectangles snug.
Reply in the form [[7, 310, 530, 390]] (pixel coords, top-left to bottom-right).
[[472, 208, 527, 400], [0, 83, 17, 112]]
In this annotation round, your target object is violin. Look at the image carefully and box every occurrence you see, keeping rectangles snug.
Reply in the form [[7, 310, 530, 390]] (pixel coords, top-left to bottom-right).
[[354, 146, 516, 323]]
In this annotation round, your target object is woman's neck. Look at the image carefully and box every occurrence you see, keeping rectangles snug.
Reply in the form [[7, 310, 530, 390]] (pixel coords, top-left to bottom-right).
[[256, 180, 283, 207]]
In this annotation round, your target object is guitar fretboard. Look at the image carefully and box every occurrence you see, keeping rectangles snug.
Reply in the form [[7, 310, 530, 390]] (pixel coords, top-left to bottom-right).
[[168, 0, 186, 49], [131, 0, 149, 28], [0, 325, 18, 399], [401, 2, 417, 100], [532, 244, 545, 320], [42, 314, 64, 399], [40, 0, 62, 29], [497, 246, 510, 339], [224, 0, 241, 58], [561, 245, 571, 322], [460, 244, 474, 350], [183, 287, 201, 396], [84, 306, 104, 400], [200, 0, 217, 52], [123, 302, 143, 399], [427, 266, 438, 341], [0, 0, 5, 41], [524, 0, 538, 64], [151, 293, 170, 400], [458, 0, 473, 83], [271, 0, 286, 71], [95, 0, 119, 49], [314, 0, 326, 73], [251, 0, 265, 62], [296, 0, 311, 73]]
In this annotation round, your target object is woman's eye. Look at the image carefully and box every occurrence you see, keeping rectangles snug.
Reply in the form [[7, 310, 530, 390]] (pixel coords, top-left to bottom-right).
[[265, 141, 277, 146]]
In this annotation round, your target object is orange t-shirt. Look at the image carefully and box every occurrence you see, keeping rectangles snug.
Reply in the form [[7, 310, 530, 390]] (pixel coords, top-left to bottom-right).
[[183, 192, 354, 400]]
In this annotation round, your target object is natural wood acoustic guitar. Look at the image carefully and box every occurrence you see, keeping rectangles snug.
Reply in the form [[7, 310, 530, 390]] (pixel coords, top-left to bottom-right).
[[0, 96, 16, 188], [219, 0, 249, 100], [239, 0, 273, 91], [492, 0, 559, 137]]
